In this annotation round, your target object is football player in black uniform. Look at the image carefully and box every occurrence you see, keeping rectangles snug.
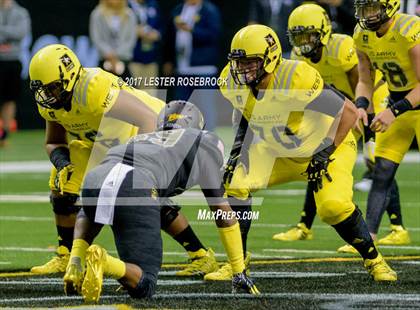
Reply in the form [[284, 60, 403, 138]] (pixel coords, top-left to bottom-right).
[[63, 101, 259, 302]]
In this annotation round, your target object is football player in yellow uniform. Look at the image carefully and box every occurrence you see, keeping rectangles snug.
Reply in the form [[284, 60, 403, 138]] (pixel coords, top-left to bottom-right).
[[204, 24, 396, 282], [29, 44, 216, 277], [272, 3, 409, 247], [352, 0, 420, 243], [28, 44, 163, 274]]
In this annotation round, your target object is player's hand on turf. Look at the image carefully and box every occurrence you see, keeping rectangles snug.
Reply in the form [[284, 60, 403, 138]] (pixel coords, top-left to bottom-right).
[[232, 271, 260, 295], [54, 164, 74, 195]]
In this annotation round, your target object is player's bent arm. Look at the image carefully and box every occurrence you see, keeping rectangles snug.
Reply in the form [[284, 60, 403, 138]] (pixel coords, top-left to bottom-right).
[[354, 49, 375, 124], [371, 44, 420, 132], [332, 98, 358, 147], [306, 86, 357, 147], [406, 44, 420, 108], [355, 49, 375, 101], [105, 90, 158, 134], [346, 64, 359, 95], [45, 121, 72, 185], [45, 121, 68, 156]]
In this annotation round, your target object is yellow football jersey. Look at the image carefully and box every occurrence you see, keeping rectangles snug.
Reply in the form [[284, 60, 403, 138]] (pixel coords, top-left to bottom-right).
[[38, 68, 164, 148], [220, 60, 343, 158], [354, 13, 420, 92], [291, 34, 357, 99]]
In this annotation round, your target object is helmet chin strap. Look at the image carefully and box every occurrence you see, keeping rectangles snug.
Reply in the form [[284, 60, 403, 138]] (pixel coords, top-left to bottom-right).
[[252, 71, 267, 88], [365, 15, 389, 31]]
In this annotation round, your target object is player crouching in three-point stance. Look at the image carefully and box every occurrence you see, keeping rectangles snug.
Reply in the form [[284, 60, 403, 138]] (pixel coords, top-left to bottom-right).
[[28, 44, 164, 274], [205, 24, 397, 282], [63, 101, 259, 302], [352, 0, 420, 246]]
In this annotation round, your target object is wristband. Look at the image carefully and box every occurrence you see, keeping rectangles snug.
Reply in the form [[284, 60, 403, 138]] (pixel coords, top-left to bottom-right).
[[355, 96, 370, 110], [314, 137, 336, 161], [50, 146, 71, 171], [389, 98, 412, 117]]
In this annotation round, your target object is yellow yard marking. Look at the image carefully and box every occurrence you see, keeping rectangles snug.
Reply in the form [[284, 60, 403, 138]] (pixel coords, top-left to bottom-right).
[[2, 255, 419, 277]]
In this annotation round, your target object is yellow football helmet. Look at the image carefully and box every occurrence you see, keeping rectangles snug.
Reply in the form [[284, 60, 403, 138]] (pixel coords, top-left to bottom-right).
[[288, 4, 332, 58], [29, 44, 82, 109], [355, 0, 400, 31], [228, 24, 282, 85]]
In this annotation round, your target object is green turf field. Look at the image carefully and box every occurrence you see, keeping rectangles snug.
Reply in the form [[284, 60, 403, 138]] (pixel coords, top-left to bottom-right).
[[0, 130, 419, 308]]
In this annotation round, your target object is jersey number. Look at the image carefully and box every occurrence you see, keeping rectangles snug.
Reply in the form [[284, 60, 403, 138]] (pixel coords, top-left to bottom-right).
[[251, 124, 302, 149], [373, 61, 408, 88], [68, 130, 120, 148], [133, 129, 185, 147]]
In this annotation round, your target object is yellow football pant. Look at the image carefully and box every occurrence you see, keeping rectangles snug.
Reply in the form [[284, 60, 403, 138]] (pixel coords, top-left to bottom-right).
[[227, 133, 357, 226], [375, 110, 420, 164]]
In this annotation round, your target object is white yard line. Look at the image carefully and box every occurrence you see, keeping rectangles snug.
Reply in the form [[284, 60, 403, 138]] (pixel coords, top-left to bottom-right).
[[0, 216, 52, 221], [2, 153, 420, 174], [401, 261, 420, 265], [379, 245, 420, 250], [2, 192, 420, 209], [0, 161, 52, 173], [0, 279, 203, 286], [1, 292, 420, 304], [1, 214, 420, 232], [0, 195, 49, 203], [263, 249, 337, 254], [250, 271, 345, 278], [0, 246, 54, 253]]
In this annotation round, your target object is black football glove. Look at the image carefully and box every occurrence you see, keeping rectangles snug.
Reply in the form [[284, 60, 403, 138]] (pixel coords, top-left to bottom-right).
[[305, 139, 336, 192], [223, 141, 250, 186], [232, 271, 260, 295]]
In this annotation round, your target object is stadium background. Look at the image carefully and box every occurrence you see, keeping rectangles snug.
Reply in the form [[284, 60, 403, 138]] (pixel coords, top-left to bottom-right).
[[1, 1, 420, 307], [15, 0, 254, 129]]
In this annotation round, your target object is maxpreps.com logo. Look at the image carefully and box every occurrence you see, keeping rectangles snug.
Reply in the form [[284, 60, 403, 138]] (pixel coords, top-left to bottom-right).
[[59, 54, 75, 72]]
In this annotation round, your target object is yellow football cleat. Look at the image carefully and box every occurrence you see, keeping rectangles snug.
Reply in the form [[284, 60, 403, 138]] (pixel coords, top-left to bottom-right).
[[176, 248, 218, 276], [272, 223, 313, 241], [377, 225, 411, 245], [31, 245, 69, 274], [337, 244, 358, 254], [204, 252, 251, 281], [63, 261, 84, 295], [364, 253, 397, 282], [82, 245, 106, 303]]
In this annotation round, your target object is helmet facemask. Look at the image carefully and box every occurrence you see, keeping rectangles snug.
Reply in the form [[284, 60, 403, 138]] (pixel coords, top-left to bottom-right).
[[355, 0, 389, 31], [288, 27, 322, 58], [228, 50, 266, 86], [30, 67, 73, 109]]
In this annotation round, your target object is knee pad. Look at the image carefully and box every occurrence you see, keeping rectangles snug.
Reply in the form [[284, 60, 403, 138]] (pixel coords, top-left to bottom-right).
[[127, 272, 156, 299], [50, 192, 80, 215], [160, 200, 181, 230], [317, 200, 355, 226], [373, 157, 399, 186]]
